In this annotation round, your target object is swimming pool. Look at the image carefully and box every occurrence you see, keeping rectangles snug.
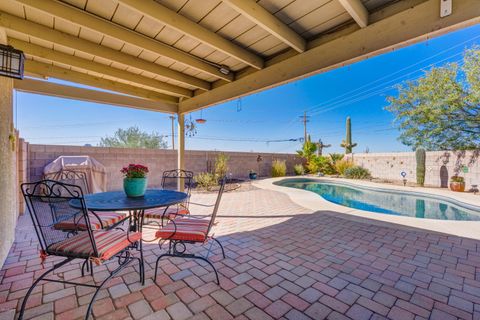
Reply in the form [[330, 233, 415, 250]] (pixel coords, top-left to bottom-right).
[[276, 179, 480, 221]]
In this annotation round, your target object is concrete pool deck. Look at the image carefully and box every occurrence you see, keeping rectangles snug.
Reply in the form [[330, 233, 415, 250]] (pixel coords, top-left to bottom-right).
[[254, 177, 480, 241]]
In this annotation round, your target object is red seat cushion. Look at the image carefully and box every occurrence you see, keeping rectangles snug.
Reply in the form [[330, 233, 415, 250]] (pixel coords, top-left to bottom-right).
[[54, 211, 128, 231], [144, 206, 189, 220], [155, 217, 210, 242], [47, 229, 141, 262]]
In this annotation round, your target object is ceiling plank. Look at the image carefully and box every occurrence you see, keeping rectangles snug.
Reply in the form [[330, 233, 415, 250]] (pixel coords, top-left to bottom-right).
[[0, 11, 210, 90], [180, 0, 480, 113], [338, 0, 369, 28], [222, 0, 306, 53], [14, 0, 234, 82], [10, 38, 192, 98], [15, 78, 178, 114], [24, 59, 179, 104], [118, 0, 264, 70]]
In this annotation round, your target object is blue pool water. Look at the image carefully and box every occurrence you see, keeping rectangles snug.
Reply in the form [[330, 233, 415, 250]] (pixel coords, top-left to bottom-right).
[[276, 179, 480, 221]]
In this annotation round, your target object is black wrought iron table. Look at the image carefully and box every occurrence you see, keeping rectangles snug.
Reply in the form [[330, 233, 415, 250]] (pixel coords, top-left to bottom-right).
[[70, 189, 188, 231]]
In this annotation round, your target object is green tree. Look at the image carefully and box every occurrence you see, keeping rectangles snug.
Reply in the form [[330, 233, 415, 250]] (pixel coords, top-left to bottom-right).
[[99, 126, 168, 149], [386, 47, 480, 150]]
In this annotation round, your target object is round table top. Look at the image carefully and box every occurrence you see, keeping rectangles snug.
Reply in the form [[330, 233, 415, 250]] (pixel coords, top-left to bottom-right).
[[70, 189, 188, 211]]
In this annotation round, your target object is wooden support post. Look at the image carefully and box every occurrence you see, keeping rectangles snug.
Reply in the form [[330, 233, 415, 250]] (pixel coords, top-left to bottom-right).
[[177, 113, 185, 192]]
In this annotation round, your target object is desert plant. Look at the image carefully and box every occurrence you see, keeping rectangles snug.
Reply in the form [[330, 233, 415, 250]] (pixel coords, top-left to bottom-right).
[[271, 160, 287, 177], [415, 147, 426, 186], [194, 172, 217, 190], [344, 166, 371, 179], [214, 153, 229, 178], [297, 135, 317, 171], [335, 159, 355, 175], [315, 156, 336, 175], [306, 160, 319, 174], [340, 117, 357, 154], [293, 164, 305, 175], [329, 153, 344, 166], [451, 176, 464, 183]]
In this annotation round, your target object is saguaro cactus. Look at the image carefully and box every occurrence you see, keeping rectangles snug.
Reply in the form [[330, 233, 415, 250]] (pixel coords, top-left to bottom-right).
[[340, 116, 357, 154], [416, 147, 426, 186]]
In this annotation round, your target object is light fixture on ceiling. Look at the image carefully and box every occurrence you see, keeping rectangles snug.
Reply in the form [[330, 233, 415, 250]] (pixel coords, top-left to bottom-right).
[[218, 65, 231, 75], [0, 44, 25, 79], [203, 59, 231, 76], [195, 109, 207, 124]]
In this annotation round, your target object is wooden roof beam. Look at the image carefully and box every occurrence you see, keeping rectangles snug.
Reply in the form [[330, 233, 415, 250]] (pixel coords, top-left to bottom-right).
[[180, 0, 480, 113], [24, 59, 179, 104], [338, 0, 369, 28], [118, 0, 264, 70], [10, 38, 191, 98], [222, 0, 306, 53], [15, 78, 178, 114], [0, 11, 208, 91], [14, 0, 233, 82]]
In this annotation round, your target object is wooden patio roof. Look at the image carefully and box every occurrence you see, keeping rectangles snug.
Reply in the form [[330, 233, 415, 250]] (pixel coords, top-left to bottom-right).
[[1, 0, 479, 114]]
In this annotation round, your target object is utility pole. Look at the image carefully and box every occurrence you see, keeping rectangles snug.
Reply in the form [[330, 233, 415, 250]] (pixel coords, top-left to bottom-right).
[[300, 111, 310, 143], [169, 115, 175, 150]]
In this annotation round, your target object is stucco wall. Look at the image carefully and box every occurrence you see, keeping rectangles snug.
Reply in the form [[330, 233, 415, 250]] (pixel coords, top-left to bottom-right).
[[26, 144, 302, 192], [348, 150, 480, 188], [0, 29, 17, 269]]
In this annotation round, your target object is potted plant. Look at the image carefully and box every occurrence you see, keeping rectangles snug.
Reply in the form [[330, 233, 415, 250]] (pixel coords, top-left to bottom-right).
[[249, 170, 257, 180], [121, 164, 149, 197], [450, 176, 465, 192]]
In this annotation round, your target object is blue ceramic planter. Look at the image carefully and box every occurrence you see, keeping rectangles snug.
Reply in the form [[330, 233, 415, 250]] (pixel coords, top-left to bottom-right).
[[123, 178, 147, 197]]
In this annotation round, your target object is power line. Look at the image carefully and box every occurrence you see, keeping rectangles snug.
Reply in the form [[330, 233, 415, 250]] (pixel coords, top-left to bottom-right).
[[308, 56, 465, 117], [306, 57, 466, 118], [301, 32, 480, 114]]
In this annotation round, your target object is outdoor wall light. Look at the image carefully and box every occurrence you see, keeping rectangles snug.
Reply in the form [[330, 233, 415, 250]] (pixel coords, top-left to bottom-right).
[[0, 44, 25, 80], [218, 65, 231, 75]]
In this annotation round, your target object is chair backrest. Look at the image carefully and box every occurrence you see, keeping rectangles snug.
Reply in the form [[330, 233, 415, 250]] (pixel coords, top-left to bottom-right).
[[208, 177, 226, 234], [45, 170, 90, 194], [21, 180, 98, 257], [161, 169, 194, 206]]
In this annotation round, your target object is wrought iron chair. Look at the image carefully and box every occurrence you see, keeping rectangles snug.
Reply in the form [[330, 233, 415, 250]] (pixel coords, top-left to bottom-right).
[[153, 178, 226, 285], [20, 180, 144, 320], [144, 169, 194, 223], [47, 170, 128, 231]]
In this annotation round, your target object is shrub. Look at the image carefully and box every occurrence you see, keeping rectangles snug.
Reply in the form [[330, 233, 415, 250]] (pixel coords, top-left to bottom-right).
[[194, 172, 217, 190], [344, 166, 371, 179], [329, 153, 344, 166], [316, 156, 336, 175], [335, 159, 355, 175], [451, 176, 464, 183], [214, 153, 229, 178], [293, 164, 305, 175], [271, 160, 287, 177], [306, 160, 319, 174]]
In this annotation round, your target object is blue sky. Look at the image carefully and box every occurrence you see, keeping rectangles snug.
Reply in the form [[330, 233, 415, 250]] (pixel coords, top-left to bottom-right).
[[15, 24, 480, 154]]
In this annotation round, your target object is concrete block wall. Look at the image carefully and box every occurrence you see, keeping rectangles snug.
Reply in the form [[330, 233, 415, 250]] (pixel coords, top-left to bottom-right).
[[349, 150, 480, 188], [27, 144, 302, 193], [17, 137, 28, 213]]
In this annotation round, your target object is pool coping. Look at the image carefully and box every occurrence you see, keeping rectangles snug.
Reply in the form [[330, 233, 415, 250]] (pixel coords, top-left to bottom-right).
[[253, 176, 480, 240]]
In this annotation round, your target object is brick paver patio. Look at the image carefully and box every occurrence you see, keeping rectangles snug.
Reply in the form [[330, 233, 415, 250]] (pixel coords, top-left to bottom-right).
[[1, 186, 480, 319]]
